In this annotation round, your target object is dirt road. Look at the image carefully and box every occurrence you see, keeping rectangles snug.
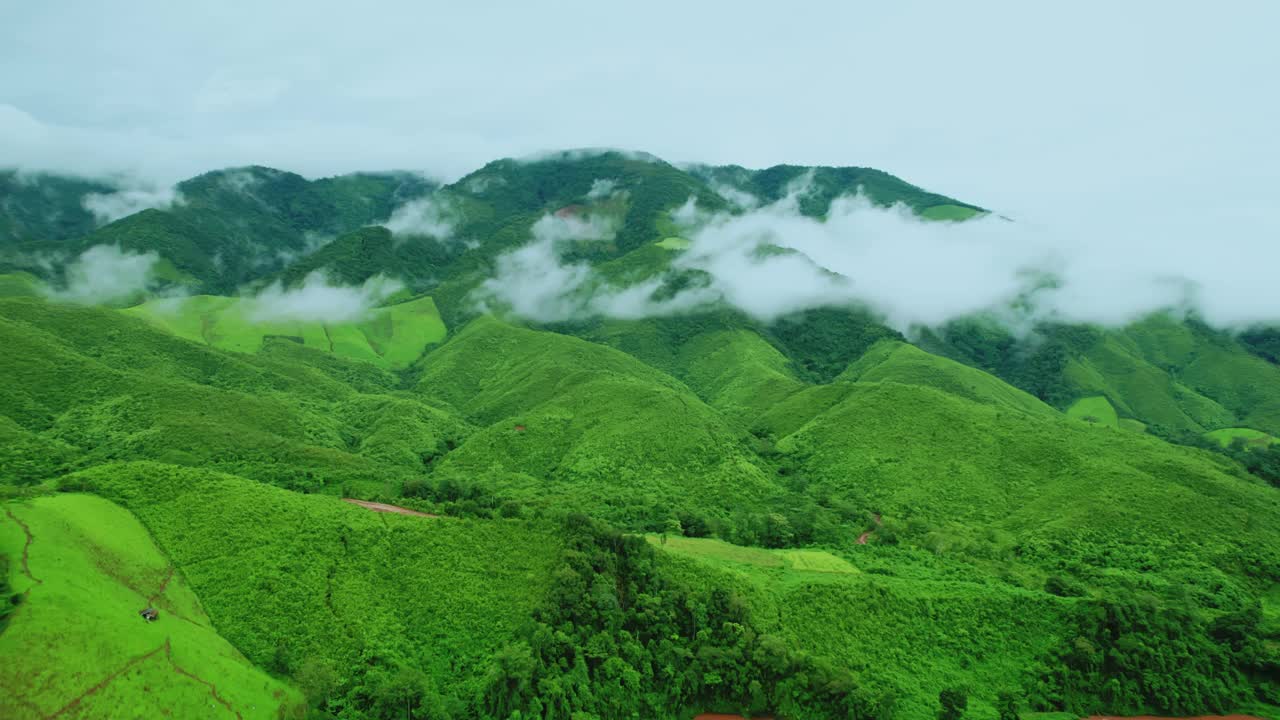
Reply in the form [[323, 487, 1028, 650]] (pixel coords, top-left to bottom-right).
[[341, 499, 438, 517]]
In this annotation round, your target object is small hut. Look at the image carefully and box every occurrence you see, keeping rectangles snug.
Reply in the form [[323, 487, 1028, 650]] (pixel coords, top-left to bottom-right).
[[139, 607, 159, 622]]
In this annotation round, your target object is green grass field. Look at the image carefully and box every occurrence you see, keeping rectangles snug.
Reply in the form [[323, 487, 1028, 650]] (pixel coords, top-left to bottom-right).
[[1066, 395, 1120, 428], [0, 493, 300, 719], [125, 293, 446, 369], [0, 272, 43, 298], [646, 534, 857, 575], [1206, 427, 1277, 448], [656, 236, 691, 249], [919, 204, 982, 221]]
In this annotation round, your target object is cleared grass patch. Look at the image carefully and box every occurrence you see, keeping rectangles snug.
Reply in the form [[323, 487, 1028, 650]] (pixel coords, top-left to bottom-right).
[[1118, 418, 1147, 433], [647, 535, 857, 574], [1066, 395, 1120, 428], [124, 294, 446, 368], [1205, 427, 1276, 448], [920, 204, 981, 221], [0, 494, 299, 719], [656, 236, 691, 250]]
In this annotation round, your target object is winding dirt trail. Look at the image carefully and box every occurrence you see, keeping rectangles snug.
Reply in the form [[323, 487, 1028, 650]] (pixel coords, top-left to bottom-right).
[[342, 499, 438, 517], [165, 640, 242, 720], [5, 507, 42, 584], [46, 643, 168, 718], [45, 639, 245, 719], [146, 565, 175, 606], [856, 513, 882, 545]]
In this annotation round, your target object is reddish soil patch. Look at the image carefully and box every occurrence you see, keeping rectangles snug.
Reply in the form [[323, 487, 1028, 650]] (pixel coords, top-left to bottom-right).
[[342, 499, 438, 518], [554, 204, 584, 218], [514, 424, 527, 432], [857, 513, 883, 545], [147, 565, 175, 606]]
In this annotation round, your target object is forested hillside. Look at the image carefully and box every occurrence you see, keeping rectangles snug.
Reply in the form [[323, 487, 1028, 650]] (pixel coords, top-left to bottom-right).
[[2, 150, 1278, 720]]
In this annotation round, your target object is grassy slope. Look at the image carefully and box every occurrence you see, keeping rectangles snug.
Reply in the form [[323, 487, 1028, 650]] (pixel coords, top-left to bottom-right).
[[675, 328, 807, 422], [0, 493, 300, 719], [125, 293, 446, 369], [1066, 396, 1120, 428], [839, 340, 1058, 419], [1207, 427, 1277, 448], [76, 462, 560, 706], [652, 535, 1070, 720], [915, 313, 1280, 441], [416, 317, 784, 523], [0, 272, 43, 297], [775, 381, 1280, 591], [919, 204, 983, 221], [0, 297, 466, 494]]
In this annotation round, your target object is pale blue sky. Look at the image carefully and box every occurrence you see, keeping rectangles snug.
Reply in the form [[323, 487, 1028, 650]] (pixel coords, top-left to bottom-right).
[[1, 1, 1276, 220]]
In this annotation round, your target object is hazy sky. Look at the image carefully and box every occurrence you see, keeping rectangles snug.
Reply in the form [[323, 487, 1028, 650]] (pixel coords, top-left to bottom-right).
[[2, 1, 1277, 220]]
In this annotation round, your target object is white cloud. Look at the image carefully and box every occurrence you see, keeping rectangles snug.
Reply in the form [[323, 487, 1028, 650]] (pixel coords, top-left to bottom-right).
[[82, 184, 184, 224], [248, 271, 403, 323], [475, 210, 631, 322], [707, 180, 759, 210], [382, 195, 454, 239], [529, 212, 618, 244], [660, 191, 1280, 331], [476, 234, 594, 323], [47, 245, 159, 304], [586, 178, 617, 200], [475, 181, 1280, 332]]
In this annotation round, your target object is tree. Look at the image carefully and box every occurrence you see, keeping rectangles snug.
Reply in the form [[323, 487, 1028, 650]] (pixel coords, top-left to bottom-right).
[[661, 517, 682, 545], [762, 513, 794, 548], [370, 666, 444, 720], [295, 657, 339, 711], [938, 687, 968, 720], [996, 690, 1020, 720]]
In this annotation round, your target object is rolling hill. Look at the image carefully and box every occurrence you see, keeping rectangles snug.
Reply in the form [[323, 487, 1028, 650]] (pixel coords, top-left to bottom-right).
[[2, 150, 1279, 720]]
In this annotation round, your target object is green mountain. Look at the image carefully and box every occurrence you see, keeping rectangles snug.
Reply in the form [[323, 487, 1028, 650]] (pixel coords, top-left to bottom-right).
[[2, 166, 435, 293], [686, 162, 987, 218], [919, 313, 1280, 440], [1, 151, 1278, 720]]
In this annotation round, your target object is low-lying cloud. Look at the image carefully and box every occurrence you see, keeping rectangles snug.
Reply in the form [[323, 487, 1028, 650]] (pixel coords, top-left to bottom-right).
[[47, 244, 160, 304], [476, 211, 658, 322], [82, 184, 184, 224], [586, 178, 617, 200], [479, 186, 1280, 332], [248, 271, 403, 323], [382, 195, 455, 239]]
